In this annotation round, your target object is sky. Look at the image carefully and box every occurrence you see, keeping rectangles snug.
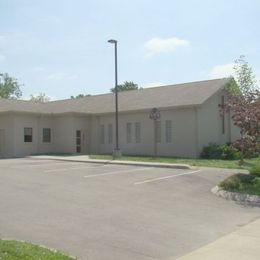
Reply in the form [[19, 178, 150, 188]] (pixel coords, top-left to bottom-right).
[[0, 0, 260, 100]]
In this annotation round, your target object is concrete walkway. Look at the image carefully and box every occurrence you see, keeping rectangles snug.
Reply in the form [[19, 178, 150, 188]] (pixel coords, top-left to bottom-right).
[[28, 155, 192, 169], [175, 218, 260, 260]]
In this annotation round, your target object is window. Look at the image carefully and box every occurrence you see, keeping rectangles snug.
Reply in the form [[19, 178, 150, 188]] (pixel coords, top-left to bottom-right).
[[43, 128, 51, 143], [165, 120, 172, 143], [135, 122, 141, 143], [108, 124, 113, 144], [24, 127, 33, 142], [155, 121, 161, 143], [100, 125, 105, 144], [126, 123, 132, 143]]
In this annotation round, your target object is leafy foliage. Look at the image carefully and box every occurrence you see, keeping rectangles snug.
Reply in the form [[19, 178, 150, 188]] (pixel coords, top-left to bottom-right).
[[0, 73, 22, 99], [70, 94, 91, 99], [223, 56, 260, 161], [30, 93, 51, 103], [249, 163, 260, 178], [219, 173, 260, 195], [233, 55, 257, 95], [110, 81, 141, 93], [201, 143, 241, 160]]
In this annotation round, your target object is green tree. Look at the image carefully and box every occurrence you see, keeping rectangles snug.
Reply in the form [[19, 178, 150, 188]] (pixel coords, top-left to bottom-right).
[[0, 73, 22, 99], [30, 93, 50, 103], [233, 55, 258, 95], [110, 81, 141, 93], [70, 94, 91, 99], [223, 56, 260, 163]]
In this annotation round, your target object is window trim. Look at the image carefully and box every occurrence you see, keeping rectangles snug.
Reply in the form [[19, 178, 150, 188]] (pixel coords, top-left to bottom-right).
[[42, 128, 51, 143], [126, 122, 132, 143], [100, 124, 105, 144], [108, 123, 113, 144], [24, 127, 33, 143]]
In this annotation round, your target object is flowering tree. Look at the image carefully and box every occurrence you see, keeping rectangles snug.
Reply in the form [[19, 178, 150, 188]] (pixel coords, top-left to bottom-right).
[[224, 56, 260, 162]]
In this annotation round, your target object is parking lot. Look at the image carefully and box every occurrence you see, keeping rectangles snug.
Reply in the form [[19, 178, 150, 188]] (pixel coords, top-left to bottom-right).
[[0, 158, 259, 260]]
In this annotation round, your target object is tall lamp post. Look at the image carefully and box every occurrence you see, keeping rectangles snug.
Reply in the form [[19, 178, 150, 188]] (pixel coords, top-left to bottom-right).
[[108, 39, 121, 158]]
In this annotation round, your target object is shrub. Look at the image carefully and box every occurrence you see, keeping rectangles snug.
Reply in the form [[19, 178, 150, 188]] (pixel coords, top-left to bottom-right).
[[219, 173, 253, 190], [249, 163, 260, 178], [219, 173, 260, 195], [201, 143, 240, 160]]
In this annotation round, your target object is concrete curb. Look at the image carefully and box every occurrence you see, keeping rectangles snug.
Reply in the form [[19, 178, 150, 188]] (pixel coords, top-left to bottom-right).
[[211, 186, 260, 207], [27, 155, 193, 170]]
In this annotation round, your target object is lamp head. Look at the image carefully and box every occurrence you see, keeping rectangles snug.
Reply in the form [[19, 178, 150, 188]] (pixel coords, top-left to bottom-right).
[[108, 39, 117, 44]]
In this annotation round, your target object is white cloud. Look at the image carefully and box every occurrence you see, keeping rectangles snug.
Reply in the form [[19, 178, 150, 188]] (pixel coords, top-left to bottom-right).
[[0, 54, 6, 63], [141, 82, 165, 88], [144, 37, 190, 56], [47, 72, 78, 81], [208, 63, 235, 79]]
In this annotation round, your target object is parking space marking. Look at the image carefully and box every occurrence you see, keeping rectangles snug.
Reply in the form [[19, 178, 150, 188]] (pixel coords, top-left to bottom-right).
[[11, 162, 83, 169], [134, 170, 201, 185], [84, 167, 151, 178], [44, 165, 106, 173]]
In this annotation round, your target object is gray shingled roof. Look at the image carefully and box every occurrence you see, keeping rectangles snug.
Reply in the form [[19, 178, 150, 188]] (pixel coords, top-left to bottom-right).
[[0, 78, 229, 115]]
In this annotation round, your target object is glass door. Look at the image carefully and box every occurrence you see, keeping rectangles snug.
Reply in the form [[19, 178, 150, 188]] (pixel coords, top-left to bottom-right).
[[76, 130, 81, 153]]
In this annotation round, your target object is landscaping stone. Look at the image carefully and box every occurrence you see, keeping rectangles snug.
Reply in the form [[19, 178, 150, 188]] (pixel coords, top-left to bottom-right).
[[211, 186, 260, 207]]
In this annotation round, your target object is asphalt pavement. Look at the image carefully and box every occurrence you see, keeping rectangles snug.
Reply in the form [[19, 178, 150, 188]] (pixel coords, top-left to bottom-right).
[[0, 158, 259, 259]]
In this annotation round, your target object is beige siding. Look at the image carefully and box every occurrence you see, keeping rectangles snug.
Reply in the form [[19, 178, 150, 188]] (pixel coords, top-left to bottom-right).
[[95, 108, 197, 158], [196, 91, 234, 155], [12, 114, 54, 157], [0, 114, 15, 157]]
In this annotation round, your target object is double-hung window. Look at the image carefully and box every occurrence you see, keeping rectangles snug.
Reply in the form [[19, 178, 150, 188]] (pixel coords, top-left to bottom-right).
[[43, 128, 51, 143], [100, 125, 105, 144], [108, 124, 113, 144], [24, 127, 33, 143], [165, 120, 172, 143]]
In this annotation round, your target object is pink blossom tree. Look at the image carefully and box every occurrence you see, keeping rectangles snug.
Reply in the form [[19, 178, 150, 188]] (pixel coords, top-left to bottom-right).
[[224, 56, 260, 162]]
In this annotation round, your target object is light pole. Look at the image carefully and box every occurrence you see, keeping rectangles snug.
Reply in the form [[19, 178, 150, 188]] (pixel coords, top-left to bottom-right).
[[108, 39, 121, 158]]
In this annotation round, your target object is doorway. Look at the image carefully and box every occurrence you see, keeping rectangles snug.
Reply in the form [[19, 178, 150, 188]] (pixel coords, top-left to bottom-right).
[[76, 130, 88, 154]]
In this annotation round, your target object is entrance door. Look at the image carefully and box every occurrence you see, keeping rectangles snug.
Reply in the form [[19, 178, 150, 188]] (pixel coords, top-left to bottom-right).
[[0, 129, 5, 157], [76, 130, 88, 154], [76, 130, 81, 153]]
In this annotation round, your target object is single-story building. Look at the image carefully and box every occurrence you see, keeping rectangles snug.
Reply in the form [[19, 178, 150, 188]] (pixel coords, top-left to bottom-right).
[[0, 78, 240, 158]]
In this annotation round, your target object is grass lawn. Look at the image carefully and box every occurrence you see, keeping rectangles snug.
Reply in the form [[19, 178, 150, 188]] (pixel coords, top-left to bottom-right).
[[219, 174, 260, 196], [0, 240, 75, 260], [89, 154, 260, 170]]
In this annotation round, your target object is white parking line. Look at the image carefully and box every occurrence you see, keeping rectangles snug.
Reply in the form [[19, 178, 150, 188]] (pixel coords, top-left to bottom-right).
[[84, 167, 151, 178], [44, 165, 105, 173], [134, 170, 201, 185], [12, 162, 82, 169]]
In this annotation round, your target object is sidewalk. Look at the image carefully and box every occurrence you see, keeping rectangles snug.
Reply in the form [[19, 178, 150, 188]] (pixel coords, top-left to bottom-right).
[[28, 155, 192, 169], [175, 218, 260, 260]]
